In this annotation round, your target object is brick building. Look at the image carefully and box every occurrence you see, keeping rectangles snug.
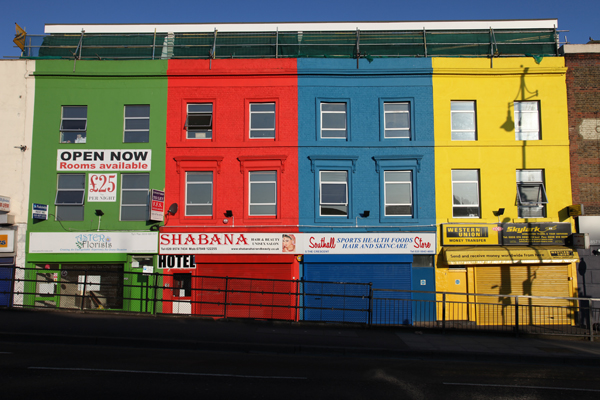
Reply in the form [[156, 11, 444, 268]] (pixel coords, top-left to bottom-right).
[[563, 42, 600, 305]]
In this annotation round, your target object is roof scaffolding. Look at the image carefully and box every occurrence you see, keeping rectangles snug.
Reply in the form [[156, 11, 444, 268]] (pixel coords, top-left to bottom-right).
[[19, 21, 561, 60]]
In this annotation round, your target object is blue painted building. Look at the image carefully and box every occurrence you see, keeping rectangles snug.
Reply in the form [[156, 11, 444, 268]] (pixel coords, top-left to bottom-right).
[[297, 58, 436, 323]]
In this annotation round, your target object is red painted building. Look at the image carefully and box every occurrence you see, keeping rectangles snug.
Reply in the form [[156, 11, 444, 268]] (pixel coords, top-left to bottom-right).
[[161, 59, 300, 318]]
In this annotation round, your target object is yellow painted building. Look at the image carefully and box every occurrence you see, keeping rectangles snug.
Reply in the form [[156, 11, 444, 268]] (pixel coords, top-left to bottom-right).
[[432, 57, 578, 325]]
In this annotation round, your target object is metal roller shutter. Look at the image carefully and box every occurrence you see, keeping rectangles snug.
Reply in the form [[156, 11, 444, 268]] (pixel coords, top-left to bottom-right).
[[474, 264, 572, 326], [303, 254, 412, 324]]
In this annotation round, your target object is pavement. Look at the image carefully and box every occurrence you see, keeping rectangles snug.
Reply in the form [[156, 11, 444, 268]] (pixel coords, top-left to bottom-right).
[[1, 308, 600, 365]]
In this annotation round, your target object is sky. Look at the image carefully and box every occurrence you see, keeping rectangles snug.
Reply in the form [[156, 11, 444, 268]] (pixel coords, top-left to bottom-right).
[[2, 0, 600, 58]]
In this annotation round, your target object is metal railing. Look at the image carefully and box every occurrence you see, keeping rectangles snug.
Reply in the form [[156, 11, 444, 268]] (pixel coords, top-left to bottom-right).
[[2, 266, 599, 340]]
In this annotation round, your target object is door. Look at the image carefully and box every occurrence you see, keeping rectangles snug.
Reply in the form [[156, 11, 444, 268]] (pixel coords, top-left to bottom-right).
[[444, 267, 469, 321]]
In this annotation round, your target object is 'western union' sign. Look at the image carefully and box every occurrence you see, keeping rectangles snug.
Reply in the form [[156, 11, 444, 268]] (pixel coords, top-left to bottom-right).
[[442, 224, 500, 245]]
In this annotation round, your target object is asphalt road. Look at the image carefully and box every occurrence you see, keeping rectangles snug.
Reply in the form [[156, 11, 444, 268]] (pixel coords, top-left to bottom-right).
[[2, 340, 600, 400]]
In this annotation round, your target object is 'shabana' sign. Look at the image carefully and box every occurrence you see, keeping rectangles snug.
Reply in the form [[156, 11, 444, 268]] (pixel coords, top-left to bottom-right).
[[57, 150, 152, 171], [159, 232, 436, 255]]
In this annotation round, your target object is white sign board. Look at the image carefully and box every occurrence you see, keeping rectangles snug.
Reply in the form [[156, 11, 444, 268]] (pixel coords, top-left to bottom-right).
[[29, 232, 158, 254], [150, 189, 165, 221], [88, 173, 117, 202], [32, 203, 48, 220], [573, 233, 590, 249], [57, 149, 151, 171], [0, 195, 10, 212], [159, 232, 436, 255], [0, 230, 15, 253]]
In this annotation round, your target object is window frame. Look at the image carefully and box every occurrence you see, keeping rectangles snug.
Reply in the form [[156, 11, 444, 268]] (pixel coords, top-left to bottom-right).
[[119, 173, 149, 221], [123, 105, 150, 143], [60, 106, 87, 144], [319, 100, 350, 141], [319, 170, 349, 217], [384, 170, 413, 217], [514, 101, 540, 141], [451, 169, 481, 219], [516, 169, 547, 218], [248, 171, 277, 216], [249, 102, 276, 139], [55, 173, 86, 221], [185, 171, 213, 217], [185, 103, 213, 140], [383, 101, 411, 139], [451, 101, 477, 141]]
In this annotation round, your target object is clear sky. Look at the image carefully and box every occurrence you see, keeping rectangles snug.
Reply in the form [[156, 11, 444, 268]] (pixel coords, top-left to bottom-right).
[[2, 0, 599, 58]]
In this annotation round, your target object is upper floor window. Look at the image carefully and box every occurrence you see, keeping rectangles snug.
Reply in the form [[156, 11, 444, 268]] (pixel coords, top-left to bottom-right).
[[249, 171, 277, 216], [516, 170, 547, 218], [451, 101, 476, 141], [320, 103, 347, 139], [55, 174, 85, 221], [186, 104, 212, 139], [120, 174, 149, 221], [384, 102, 411, 139], [124, 105, 150, 143], [249, 103, 275, 139], [60, 106, 87, 144], [384, 171, 412, 216], [186, 172, 213, 216], [452, 170, 480, 218], [514, 101, 540, 141], [320, 171, 348, 216]]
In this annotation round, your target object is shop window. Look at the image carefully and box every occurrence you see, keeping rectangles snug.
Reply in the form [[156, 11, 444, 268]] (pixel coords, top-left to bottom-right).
[[249, 103, 275, 139], [124, 105, 150, 143], [173, 273, 192, 298], [514, 101, 540, 141], [384, 171, 412, 216], [60, 106, 87, 144], [55, 174, 85, 221], [320, 171, 348, 216], [186, 171, 213, 216], [120, 174, 149, 221], [384, 102, 411, 139], [186, 103, 212, 139], [517, 169, 547, 218], [413, 255, 434, 268], [451, 101, 476, 141], [452, 170, 480, 218], [320, 102, 347, 139], [249, 171, 277, 216]]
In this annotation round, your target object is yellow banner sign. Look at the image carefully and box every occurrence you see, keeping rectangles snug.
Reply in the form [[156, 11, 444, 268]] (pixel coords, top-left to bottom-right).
[[442, 224, 500, 245], [444, 246, 579, 265]]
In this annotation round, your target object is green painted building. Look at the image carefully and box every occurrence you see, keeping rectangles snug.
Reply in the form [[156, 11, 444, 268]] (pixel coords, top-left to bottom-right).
[[25, 60, 167, 312]]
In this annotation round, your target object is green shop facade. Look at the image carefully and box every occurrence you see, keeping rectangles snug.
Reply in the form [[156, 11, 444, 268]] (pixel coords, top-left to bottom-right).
[[25, 60, 167, 312]]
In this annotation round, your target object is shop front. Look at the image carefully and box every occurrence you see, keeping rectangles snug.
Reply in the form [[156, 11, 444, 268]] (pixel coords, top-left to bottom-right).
[[159, 232, 436, 323], [26, 232, 159, 312], [439, 223, 579, 326]]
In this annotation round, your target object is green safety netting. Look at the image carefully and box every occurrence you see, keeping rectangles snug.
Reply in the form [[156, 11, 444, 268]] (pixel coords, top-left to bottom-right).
[[38, 34, 167, 59], [31, 29, 557, 60]]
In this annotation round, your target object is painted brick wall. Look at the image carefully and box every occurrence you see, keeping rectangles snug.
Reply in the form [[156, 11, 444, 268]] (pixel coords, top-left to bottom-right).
[[566, 53, 600, 215]]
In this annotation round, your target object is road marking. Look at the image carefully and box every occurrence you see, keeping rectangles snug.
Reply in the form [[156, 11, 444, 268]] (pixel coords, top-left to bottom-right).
[[444, 383, 600, 392], [29, 367, 307, 380]]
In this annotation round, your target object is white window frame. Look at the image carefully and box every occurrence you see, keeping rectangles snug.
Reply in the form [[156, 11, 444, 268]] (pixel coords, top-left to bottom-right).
[[320, 102, 347, 139], [249, 103, 276, 139], [60, 106, 87, 144], [123, 105, 150, 143], [249, 171, 277, 216], [451, 170, 480, 218], [319, 170, 348, 216], [451, 101, 477, 141], [185, 171, 213, 216], [55, 174, 86, 221], [384, 171, 412, 216], [120, 174, 149, 221], [514, 101, 540, 141], [383, 102, 411, 139], [516, 170, 547, 218], [186, 103, 213, 139]]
